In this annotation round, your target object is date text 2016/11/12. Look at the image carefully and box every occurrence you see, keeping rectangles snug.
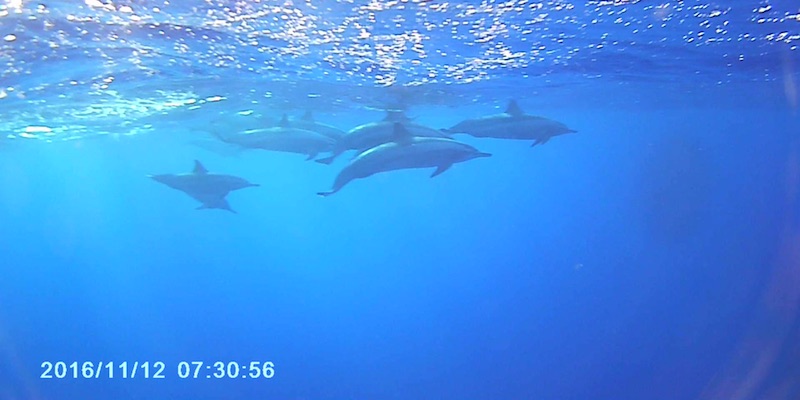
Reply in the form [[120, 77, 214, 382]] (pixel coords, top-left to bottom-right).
[[40, 361, 276, 379], [41, 361, 167, 379]]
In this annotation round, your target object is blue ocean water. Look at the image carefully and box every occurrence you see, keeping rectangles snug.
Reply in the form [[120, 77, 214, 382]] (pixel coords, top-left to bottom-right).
[[1, 1, 799, 399]]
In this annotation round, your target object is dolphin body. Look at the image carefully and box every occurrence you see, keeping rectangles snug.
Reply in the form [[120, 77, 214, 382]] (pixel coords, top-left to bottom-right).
[[150, 160, 259, 213], [444, 100, 576, 146], [316, 111, 450, 165], [318, 123, 491, 196], [212, 118, 335, 160], [284, 112, 345, 140], [189, 138, 246, 157]]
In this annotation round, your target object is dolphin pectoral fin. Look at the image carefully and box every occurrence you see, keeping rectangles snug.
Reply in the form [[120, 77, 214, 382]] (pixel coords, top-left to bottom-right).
[[305, 152, 317, 161], [208, 128, 227, 142], [431, 164, 453, 178], [220, 198, 237, 213], [317, 190, 336, 197], [531, 136, 551, 147], [531, 137, 550, 147], [316, 154, 337, 165]]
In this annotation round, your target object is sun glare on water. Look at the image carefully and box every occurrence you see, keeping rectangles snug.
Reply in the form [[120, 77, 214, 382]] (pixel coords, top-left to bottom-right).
[[5, 0, 22, 11]]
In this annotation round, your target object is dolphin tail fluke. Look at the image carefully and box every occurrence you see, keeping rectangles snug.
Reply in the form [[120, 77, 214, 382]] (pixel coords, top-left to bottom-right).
[[206, 204, 238, 213], [197, 199, 237, 213], [430, 163, 452, 178], [196, 204, 237, 213]]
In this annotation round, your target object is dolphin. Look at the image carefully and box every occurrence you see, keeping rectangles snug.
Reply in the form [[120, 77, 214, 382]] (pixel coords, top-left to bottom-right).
[[150, 160, 259, 213], [444, 100, 576, 146], [211, 117, 335, 160], [316, 111, 450, 165], [317, 123, 491, 196], [283, 112, 345, 140], [189, 138, 246, 157]]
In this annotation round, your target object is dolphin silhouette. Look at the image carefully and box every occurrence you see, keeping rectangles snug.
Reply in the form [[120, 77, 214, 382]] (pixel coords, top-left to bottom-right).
[[318, 123, 490, 196], [444, 100, 576, 147], [285, 112, 345, 140], [316, 111, 450, 165], [150, 160, 259, 213], [211, 116, 335, 161]]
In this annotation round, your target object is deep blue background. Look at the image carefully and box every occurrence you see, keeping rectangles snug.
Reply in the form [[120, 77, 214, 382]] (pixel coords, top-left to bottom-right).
[[1, 80, 798, 399]]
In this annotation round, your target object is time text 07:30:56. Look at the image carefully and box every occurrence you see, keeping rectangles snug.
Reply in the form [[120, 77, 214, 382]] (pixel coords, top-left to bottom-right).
[[40, 361, 276, 379]]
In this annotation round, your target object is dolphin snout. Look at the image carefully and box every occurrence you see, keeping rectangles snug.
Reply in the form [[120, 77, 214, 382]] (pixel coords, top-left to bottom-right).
[[477, 152, 492, 158]]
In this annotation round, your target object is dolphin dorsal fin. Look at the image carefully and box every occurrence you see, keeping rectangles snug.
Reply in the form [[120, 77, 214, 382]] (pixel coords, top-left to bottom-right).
[[383, 110, 410, 122], [392, 122, 413, 145], [301, 110, 314, 121], [505, 100, 524, 117], [193, 160, 208, 175], [279, 113, 290, 127]]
